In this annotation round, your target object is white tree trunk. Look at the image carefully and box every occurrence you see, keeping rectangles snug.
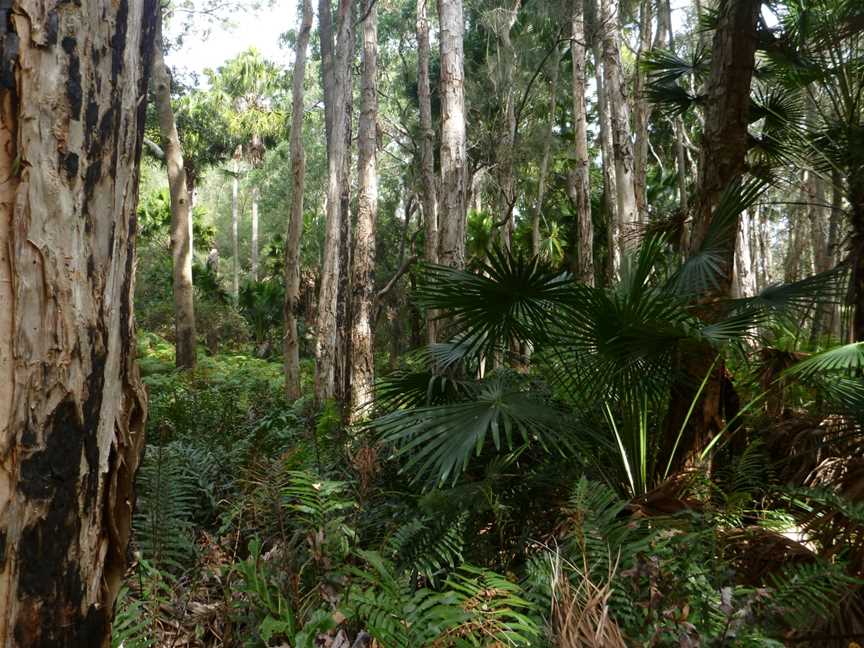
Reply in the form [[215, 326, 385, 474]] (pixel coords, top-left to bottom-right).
[[570, 0, 593, 285], [251, 187, 259, 281], [350, 0, 379, 422], [152, 11, 196, 369], [284, 0, 314, 400], [0, 2, 154, 643], [734, 210, 757, 298], [315, 0, 354, 401], [599, 0, 638, 256], [632, 0, 653, 219], [231, 164, 240, 304], [438, 0, 467, 270]]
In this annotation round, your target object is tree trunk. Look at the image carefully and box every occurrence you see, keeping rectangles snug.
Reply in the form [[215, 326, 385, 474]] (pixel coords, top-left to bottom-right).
[[350, 0, 379, 422], [336, 66, 354, 410], [664, 0, 689, 229], [0, 2, 155, 644], [438, 0, 467, 271], [570, 0, 593, 285], [231, 161, 240, 304], [284, 0, 313, 401], [417, 0, 439, 345], [315, 0, 354, 402], [598, 0, 638, 257], [826, 170, 845, 339], [251, 186, 259, 281], [733, 210, 757, 298], [757, 204, 773, 287], [665, 0, 761, 473], [533, 46, 560, 258], [152, 11, 196, 369], [592, 37, 619, 281], [632, 0, 653, 219]]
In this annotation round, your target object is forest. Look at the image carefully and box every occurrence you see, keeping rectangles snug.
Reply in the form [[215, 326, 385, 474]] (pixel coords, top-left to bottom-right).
[[0, 0, 863, 645]]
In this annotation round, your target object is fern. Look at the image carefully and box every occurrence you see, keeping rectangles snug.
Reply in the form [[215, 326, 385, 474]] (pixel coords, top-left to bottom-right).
[[111, 586, 152, 648], [387, 512, 466, 585], [132, 443, 199, 573], [767, 561, 860, 631], [348, 550, 540, 647]]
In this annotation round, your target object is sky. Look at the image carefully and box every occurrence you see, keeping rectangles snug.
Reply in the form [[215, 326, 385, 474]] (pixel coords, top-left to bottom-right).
[[165, 2, 296, 80]]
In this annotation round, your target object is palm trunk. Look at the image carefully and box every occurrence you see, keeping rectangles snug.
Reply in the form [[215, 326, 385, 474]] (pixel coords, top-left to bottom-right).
[[315, 0, 354, 401], [533, 47, 560, 258], [152, 11, 196, 369], [251, 187, 259, 281], [571, 0, 593, 285], [350, 1, 379, 422], [417, 0, 439, 344], [598, 0, 638, 256], [284, 0, 313, 400], [438, 0, 467, 271], [0, 2, 155, 643]]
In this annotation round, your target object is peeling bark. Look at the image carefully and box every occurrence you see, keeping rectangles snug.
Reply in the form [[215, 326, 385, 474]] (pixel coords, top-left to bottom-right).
[[0, 0, 155, 644], [350, 0, 379, 422], [438, 0, 467, 271]]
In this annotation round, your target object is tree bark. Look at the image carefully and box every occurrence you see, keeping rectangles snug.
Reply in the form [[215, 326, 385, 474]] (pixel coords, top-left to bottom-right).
[[315, 0, 354, 401], [665, 0, 761, 474], [570, 0, 593, 285], [231, 158, 241, 304], [632, 0, 653, 219], [251, 186, 259, 281], [152, 11, 196, 369], [284, 0, 313, 401], [0, 1, 155, 644], [350, 0, 379, 422], [733, 210, 757, 298], [592, 35, 619, 281], [533, 46, 560, 258], [417, 0, 439, 345], [438, 0, 467, 271], [598, 0, 638, 257]]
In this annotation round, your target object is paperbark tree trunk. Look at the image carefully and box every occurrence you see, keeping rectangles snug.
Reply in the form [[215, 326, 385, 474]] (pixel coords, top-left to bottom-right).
[[250, 187, 259, 281], [350, 0, 379, 422], [570, 0, 593, 285], [438, 0, 467, 271], [0, 1, 155, 644], [533, 46, 560, 258], [598, 0, 638, 255], [284, 0, 313, 401], [592, 35, 619, 281], [315, 0, 354, 401], [231, 160, 240, 304], [152, 11, 196, 369], [733, 210, 757, 298], [664, 0, 690, 231], [418, 0, 439, 345], [632, 0, 653, 219]]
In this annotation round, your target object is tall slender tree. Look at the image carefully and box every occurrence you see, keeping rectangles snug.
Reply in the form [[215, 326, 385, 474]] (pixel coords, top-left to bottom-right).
[[284, 0, 314, 400], [315, 0, 355, 401], [350, 0, 380, 421], [418, 0, 439, 344], [533, 45, 560, 258], [438, 0, 468, 271], [0, 1, 155, 643], [570, 0, 593, 285], [152, 9, 196, 369]]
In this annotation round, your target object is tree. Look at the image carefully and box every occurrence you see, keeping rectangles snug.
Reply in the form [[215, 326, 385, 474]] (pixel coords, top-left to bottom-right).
[[418, 0, 439, 344], [315, 0, 355, 401], [284, 0, 314, 401], [152, 8, 197, 369], [350, 0, 380, 421], [570, 0, 593, 285], [0, 2, 155, 643], [438, 0, 468, 271]]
